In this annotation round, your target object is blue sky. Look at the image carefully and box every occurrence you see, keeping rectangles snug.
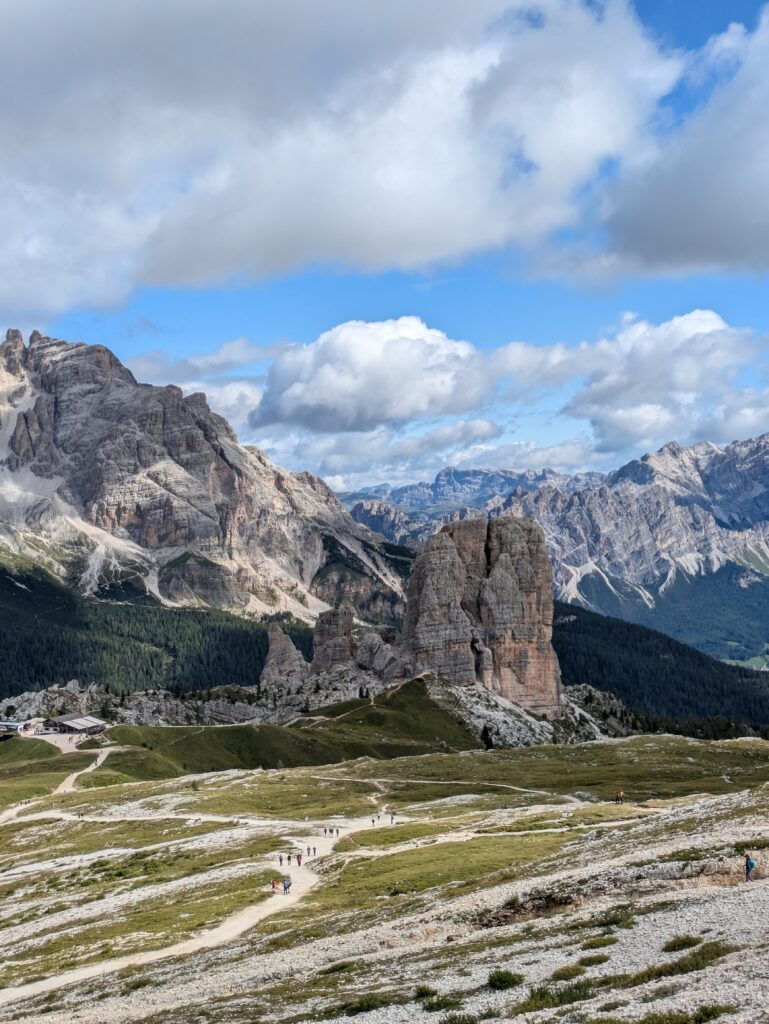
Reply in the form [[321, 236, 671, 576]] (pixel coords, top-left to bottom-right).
[[2, 1, 768, 488]]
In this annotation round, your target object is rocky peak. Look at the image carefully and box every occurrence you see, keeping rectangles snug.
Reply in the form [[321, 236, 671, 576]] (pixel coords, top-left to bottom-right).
[[310, 605, 356, 673], [402, 517, 562, 718], [260, 624, 309, 691], [0, 330, 404, 617]]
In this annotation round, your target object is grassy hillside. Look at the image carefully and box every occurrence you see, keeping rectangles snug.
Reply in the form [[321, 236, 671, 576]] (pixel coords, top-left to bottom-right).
[[553, 600, 769, 726], [0, 737, 93, 807], [84, 680, 479, 785], [0, 566, 312, 698], [5, 733, 769, 1022]]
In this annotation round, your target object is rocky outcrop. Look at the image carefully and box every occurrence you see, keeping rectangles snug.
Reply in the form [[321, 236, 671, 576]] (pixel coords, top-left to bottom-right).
[[348, 500, 426, 546], [260, 624, 309, 692], [354, 631, 404, 684], [402, 518, 562, 718], [0, 329, 405, 616], [310, 605, 356, 673]]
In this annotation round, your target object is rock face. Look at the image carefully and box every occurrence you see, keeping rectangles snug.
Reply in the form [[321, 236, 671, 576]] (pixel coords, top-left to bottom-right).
[[260, 624, 309, 691], [310, 606, 355, 673], [0, 330, 405, 617], [403, 518, 561, 718]]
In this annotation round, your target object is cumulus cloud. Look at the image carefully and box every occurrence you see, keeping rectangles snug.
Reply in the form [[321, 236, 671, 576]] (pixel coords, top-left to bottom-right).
[[496, 309, 762, 453], [259, 418, 504, 491], [250, 317, 487, 432], [132, 308, 768, 486], [0, 0, 685, 315], [604, 9, 769, 272]]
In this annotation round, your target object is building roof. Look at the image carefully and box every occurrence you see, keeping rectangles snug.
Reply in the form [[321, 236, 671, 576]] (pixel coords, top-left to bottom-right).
[[48, 713, 107, 729]]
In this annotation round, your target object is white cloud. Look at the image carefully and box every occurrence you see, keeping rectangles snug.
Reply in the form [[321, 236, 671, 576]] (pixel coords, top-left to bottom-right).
[[0, 0, 684, 315], [496, 309, 761, 453], [604, 9, 769, 272], [256, 418, 504, 490], [251, 316, 487, 432], [129, 337, 268, 383], [182, 380, 265, 435], [130, 308, 768, 486]]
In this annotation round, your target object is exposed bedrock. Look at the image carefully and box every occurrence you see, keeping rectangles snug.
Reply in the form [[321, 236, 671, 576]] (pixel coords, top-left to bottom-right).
[[402, 517, 562, 718]]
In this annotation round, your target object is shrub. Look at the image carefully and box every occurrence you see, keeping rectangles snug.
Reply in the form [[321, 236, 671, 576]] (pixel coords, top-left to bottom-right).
[[321, 961, 356, 975], [487, 969, 524, 991], [422, 994, 463, 1012], [626, 941, 735, 987], [551, 964, 585, 981], [582, 1004, 735, 1024], [513, 980, 596, 1013], [415, 985, 438, 1000], [587, 905, 636, 929], [662, 935, 702, 953], [337, 994, 392, 1016], [579, 954, 610, 967], [582, 935, 619, 950], [440, 1016, 478, 1024]]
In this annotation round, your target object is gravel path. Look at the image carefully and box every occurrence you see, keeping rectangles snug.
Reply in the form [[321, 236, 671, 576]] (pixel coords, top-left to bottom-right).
[[0, 814, 374, 1008]]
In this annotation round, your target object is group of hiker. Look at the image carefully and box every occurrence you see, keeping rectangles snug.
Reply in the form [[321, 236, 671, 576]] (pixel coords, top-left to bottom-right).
[[271, 823, 349, 894], [370, 811, 396, 827]]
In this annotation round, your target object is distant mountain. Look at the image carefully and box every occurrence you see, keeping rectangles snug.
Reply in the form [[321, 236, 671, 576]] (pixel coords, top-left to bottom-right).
[[341, 466, 605, 513], [0, 330, 405, 620], [349, 437, 769, 665]]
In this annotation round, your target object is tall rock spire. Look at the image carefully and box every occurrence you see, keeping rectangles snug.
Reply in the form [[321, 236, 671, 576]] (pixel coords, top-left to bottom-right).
[[402, 517, 561, 718]]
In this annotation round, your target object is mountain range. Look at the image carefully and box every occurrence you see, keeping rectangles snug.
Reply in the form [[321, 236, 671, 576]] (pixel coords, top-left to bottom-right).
[[346, 438, 769, 666], [4, 328, 769, 676], [0, 329, 407, 622]]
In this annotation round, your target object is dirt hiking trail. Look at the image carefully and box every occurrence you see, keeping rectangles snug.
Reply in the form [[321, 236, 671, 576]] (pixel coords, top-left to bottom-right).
[[0, 813, 374, 1007]]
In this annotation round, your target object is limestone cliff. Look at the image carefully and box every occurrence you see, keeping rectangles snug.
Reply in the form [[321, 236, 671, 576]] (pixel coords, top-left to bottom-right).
[[0, 329, 405, 617], [402, 517, 561, 718]]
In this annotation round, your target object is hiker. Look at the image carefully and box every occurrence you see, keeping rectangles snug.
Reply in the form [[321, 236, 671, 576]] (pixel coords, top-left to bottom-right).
[[282, 879, 289, 895], [297, 853, 302, 867], [371, 817, 375, 827], [279, 854, 283, 867], [323, 827, 327, 836], [313, 845, 317, 856], [390, 814, 395, 825], [746, 852, 757, 882], [307, 845, 311, 856], [271, 879, 277, 891], [336, 828, 339, 837], [619, 790, 625, 804], [287, 853, 292, 865]]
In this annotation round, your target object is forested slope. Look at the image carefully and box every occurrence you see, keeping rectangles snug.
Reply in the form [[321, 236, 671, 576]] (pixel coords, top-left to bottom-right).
[[553, 600, 769, 727], [0, 568, 312, 698]]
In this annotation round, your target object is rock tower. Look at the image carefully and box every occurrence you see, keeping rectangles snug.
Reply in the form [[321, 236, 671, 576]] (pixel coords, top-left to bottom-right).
[[402, 517, 561, 718]]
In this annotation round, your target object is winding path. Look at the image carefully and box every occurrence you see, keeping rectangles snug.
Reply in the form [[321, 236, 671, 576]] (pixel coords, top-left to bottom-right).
[[0, 751, 591, 1007], [0, 813, 375, 1007]]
